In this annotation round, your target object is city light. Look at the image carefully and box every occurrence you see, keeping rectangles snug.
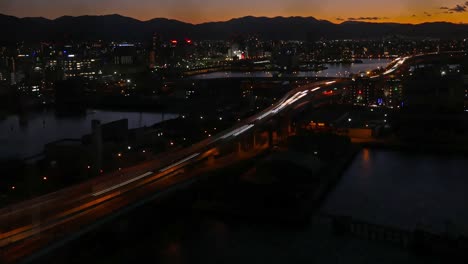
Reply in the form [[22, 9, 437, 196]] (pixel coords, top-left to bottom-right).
[[4, 10, 468, 260]]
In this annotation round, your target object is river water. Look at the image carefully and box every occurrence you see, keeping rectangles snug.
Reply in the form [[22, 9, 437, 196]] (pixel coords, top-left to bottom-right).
[[321, 148, 468, 235], [191, 59, 391, 79], [0, 110, 178, 159]]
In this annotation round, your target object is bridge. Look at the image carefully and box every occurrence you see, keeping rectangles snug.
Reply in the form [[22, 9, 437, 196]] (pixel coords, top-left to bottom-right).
[[0, 52, 458, 263]]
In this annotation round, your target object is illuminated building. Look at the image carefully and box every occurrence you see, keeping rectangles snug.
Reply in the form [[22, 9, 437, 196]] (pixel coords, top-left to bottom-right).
[[63, 55, 99, 79], [350, 76, 374, 106], [113, 44, 136, 65]]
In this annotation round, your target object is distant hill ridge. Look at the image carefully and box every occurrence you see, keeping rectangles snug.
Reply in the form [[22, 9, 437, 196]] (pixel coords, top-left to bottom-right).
[[1, 13, 467, 43]]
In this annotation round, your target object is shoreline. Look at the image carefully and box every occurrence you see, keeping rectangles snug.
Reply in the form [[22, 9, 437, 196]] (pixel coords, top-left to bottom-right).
[[354, 138, 468, 156]]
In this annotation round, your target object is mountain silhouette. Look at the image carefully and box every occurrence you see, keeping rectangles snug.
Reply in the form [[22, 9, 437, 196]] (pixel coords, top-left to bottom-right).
[[1, 14, 467, 43]]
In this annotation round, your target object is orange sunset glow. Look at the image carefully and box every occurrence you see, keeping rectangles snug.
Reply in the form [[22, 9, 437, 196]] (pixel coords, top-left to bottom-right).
[[1, 0, 467, 24]]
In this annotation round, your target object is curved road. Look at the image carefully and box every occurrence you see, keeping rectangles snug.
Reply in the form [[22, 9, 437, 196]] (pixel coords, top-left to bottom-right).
[[1, 52, 437, 263]]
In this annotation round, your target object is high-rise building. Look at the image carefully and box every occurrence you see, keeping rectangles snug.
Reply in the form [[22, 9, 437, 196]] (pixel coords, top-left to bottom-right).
[[149, 33, 163, 68], [10, 57, 16, 85], [113, 44, 136, 65]]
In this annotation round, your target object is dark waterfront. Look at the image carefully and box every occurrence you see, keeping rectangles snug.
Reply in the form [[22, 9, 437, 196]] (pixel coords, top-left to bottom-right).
[[322, 148, 468, 235], [0, 110, 178, 159]]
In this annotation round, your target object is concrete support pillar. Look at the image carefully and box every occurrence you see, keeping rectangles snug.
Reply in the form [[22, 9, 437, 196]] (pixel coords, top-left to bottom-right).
[[92, 120, 103, 176], [275, 118, 285, 143], [252, 131, 257, 149], [268, 127, 274, 148]]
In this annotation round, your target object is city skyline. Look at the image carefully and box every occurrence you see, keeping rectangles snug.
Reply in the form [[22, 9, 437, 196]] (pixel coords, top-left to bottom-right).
[[1, 0, 468, 24]]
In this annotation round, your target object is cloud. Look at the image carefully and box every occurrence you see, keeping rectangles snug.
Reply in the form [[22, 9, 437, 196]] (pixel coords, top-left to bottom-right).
[[424, 12, 432, 16], [440, 3, 467, 14], [336, 17, 345, 21], [449, 4, 467, 12], [347, 17, 389, 21]]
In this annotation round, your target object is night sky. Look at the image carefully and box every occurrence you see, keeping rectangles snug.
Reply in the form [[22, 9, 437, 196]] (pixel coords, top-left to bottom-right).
[[1, 0, 467, 24]]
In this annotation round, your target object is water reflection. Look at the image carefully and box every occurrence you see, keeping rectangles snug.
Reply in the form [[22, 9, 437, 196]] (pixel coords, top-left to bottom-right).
[[362, 148, 370, 162], [192, 59, 391, 80]]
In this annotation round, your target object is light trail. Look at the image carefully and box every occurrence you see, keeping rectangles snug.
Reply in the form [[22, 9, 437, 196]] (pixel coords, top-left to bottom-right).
[[159, 153, 200, 172], [233, 124, 255, 137], [92, 171, 154, 197]]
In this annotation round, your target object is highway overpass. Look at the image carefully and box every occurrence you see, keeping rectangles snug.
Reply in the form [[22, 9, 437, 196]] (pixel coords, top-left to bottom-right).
[[1, 52, 457, 263]]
